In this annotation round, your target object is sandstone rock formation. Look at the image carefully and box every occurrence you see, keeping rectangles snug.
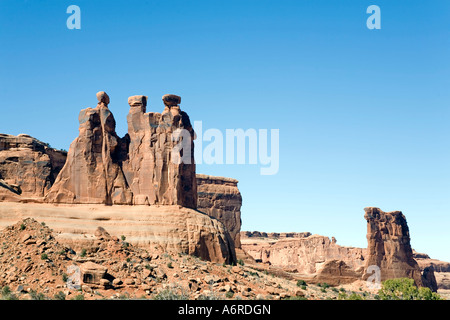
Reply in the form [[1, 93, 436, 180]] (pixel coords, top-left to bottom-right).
[[242, 231, 312, 239], [197, 174, 242, 248], [241, 233, 366, 275], [362, 207, 424, 287], [45, 92, 196, 208], [45, 92, 132, 205], [314, 259, 362, 286], [123, 94, 196, 208], [0, 202, 236, 264], [0, 134, 66, 199], [414, 251, 450, 272]]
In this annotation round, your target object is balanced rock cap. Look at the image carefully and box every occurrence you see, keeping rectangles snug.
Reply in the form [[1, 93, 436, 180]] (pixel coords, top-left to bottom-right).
[[96, 91, 110, 105], [128, 95, 148, 107], [162, 94, 181, 107]]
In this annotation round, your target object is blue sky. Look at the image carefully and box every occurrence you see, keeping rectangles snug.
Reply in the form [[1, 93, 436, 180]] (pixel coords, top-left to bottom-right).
[[1, 1, 449, 261]]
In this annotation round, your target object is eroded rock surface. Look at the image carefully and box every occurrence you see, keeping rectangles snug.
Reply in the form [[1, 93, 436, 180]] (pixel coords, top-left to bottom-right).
[[45, 92, 131, 205], [241, 233, 366, 275], [362, 207, 424, 287], [123, 94, 196, 208], [197, 174, 242, 248], [0, 134, 67, 199]]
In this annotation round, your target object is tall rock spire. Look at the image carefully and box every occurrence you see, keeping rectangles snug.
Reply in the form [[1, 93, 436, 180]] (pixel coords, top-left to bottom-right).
[[45, 91, 132, 204]]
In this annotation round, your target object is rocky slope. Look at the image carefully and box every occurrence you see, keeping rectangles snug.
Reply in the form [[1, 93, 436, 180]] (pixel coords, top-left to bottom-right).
[[1, 218, 361, 300], [0, 202, 236, 264]]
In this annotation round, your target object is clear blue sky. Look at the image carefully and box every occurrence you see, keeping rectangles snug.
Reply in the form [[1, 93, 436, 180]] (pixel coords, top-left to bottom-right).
[[1, 1, 449, 261]]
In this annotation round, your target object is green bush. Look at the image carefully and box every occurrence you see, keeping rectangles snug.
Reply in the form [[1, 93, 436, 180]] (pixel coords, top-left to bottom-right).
[[237, 259, 244, 266], [1, 286, 18, 300], [225, 291, 234, 299], [20, 224, 25, 230], [378, 278, 442, 300], [71, 294, 85, 300], [121, 235, 126, 241], [29, 290, 47, 300], [338, 292, 364, 300], [41, 253, 48, 260], [301, 285, 307, 290], [54, 291, 66, 300], [153, 288, 189, 300], [80, 249, 87, 257], [296, 280, 307, 287], [167, 262, 173, 268]]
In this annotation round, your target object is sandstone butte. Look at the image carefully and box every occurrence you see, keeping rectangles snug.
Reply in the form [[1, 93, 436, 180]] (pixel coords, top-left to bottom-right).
[[0, 92, 237, 264], [0, 91, 448, 295], [241, 208, 449, 292]]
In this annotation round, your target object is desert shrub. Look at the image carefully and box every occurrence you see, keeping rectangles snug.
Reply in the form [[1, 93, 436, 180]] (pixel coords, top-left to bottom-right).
[[225, 291, 234, 299], [321, 283, 330, 289], [20, 224, 25, 230], [1, 286, 17, 300], [41, 253, 48, 260], [62, 273, 68, 282], [80, 249, 87, 257], [153, 285, 189, 300], [117, 293, 131, 300], [197, 292, 222, 300], [284, 296, 308, 300], [301, 285, 307, 290], [332, 287, 339, 293], [71, 294, 85, 300], [121, 235, 126, 241], [237, 259, 244, 266], [145, 264, 153, 271], [321, 288, 326, 293], [29, 290, 47, 300], [54, 291, 66, 300], [338, 292, 364, 300], [297, 280, 307, 287], [378, 278, 442, 300]]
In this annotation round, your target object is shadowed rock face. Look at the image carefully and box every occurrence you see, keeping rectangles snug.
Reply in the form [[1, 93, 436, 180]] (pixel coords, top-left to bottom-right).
[[45, 92, 132, 205], [45, 92, 197, 208], [362, 207, 424, 287], [197, 174, 242, 248], [0, 134, 67, 199], [123, 94, 197, 208]]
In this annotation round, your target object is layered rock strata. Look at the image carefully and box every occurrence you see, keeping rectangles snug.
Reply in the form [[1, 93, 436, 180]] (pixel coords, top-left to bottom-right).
[[0, 202, 236, 264], [0, 134, 66, 199], [197, 174, 242, 248], [241, 233, 366, 275]]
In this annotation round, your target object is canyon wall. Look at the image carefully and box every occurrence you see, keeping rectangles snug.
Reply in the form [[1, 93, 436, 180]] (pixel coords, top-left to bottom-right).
[[197, 174, 242, 248]]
